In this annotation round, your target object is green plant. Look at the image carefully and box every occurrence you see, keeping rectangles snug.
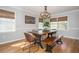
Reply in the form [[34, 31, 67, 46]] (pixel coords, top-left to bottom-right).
[[43, 22, 50, 32], [43, 22, 50, 27]]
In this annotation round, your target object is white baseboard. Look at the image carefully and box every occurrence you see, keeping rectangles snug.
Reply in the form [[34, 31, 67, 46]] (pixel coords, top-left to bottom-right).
[[63, 36, 79, 40], [0, 37, 25, 45]]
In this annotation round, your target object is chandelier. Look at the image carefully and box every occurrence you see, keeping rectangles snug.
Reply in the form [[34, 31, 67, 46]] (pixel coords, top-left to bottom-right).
[[39, 6, 51, 19]]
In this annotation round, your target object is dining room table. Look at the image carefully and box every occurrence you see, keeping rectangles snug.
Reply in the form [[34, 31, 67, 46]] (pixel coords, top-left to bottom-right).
[[30, 30, 57, 52]]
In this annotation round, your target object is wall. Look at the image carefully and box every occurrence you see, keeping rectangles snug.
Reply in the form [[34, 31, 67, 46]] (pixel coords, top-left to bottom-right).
[[0, 6, 38, 43], [54, 10, 79, 39]]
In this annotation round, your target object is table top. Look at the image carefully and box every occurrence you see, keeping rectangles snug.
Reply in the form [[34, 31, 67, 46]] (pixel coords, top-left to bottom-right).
[[32, 30, 57, 35]]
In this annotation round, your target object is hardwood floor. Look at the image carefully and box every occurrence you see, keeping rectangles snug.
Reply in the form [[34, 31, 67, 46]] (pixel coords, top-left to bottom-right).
[[0, 37, 79, 53]]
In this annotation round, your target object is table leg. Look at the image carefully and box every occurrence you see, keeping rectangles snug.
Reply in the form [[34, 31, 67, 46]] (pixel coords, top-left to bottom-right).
[[45, 44, 56, 53]]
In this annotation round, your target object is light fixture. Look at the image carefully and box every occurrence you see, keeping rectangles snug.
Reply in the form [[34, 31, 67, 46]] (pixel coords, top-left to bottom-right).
[[39, 6, 51, 20]]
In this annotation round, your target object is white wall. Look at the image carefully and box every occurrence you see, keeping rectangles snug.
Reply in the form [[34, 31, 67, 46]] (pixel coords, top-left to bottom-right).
[[0, 6, 38, 43], [54, 10, 79, 39]]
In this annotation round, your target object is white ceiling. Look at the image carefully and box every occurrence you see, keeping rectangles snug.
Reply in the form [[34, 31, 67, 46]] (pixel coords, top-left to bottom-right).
[[18, 6, 79, 17]]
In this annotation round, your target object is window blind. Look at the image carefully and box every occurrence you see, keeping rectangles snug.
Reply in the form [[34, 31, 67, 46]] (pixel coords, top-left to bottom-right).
[[50, 18, 57, 22], [0, 9, 15, 19], [58, 16, 67, 21]]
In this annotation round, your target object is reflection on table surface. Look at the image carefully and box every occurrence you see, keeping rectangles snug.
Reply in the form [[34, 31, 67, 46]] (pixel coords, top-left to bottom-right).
[[32, 29, 57, 35]]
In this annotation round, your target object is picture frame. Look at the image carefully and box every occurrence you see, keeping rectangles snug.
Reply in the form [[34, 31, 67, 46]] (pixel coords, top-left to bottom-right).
[[25, 15, 35, 24]]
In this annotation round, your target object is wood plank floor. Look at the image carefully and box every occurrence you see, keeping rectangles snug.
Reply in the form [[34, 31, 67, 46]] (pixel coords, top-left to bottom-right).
[[0, 37, 79, 53]]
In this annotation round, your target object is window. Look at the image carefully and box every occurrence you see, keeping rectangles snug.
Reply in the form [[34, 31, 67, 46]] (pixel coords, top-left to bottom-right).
[[38, 22, 43, 30], [0, 9, 15, 32], [50, 22, 57, 30], [38, 18, 43, 30], [58, 16, 67, 30], [50, 18, 57, 30], [58, 21, 67, 30], [0, 18, 15, 32], [38, 16, 68, 30]]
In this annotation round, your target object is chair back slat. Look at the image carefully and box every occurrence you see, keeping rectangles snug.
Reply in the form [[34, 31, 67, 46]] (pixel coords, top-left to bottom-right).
[[24, 33, 35, 42]]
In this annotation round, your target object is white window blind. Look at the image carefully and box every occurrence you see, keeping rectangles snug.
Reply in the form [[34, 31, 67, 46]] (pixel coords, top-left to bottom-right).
[[58, 16, 67, 30], [0, 9, 15, 32]]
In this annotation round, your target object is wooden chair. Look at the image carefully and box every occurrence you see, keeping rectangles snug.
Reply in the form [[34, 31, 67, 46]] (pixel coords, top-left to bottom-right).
[[24, 33, 39, 53], [56, 36, 63, 45], [45, 36, 63, 53]]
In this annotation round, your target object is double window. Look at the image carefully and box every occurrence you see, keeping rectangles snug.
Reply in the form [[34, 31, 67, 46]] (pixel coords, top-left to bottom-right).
[[38, 16, 68, 30]]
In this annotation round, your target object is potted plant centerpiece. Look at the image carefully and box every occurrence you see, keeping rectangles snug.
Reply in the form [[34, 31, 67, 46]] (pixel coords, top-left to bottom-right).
[[43, 21, 50, 32]]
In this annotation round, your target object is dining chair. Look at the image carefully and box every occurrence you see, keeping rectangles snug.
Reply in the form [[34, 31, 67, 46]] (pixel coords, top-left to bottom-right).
[[56, 36, 63, 45], [24, 33, 39, 53]]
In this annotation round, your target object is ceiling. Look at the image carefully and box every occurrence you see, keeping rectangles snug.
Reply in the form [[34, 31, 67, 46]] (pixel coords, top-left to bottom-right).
[[18, 6, 79, 17]]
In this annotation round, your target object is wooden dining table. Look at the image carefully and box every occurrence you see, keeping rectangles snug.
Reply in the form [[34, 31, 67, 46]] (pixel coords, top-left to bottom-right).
[[31, 30, 57, 52]]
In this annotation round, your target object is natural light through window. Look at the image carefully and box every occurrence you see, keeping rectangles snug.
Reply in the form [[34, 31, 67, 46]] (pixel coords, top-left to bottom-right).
[[38, 21, 67, 30], [38, 22, 43, 30], [38, 16, 67, 30], [0, 18, 15, 32], [50, 22, 57, 30], [58, 21, 67, 30]]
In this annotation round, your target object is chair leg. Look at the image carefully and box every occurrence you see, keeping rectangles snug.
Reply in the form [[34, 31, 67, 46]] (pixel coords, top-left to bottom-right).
[[28, 42, 31, 53], [29, 46, 30, 53], [23, 42, 31, 53], [23, 42, 40, 53], [22, 42, 27, 51], [22, 47, 24, 51], [36, 43, 39, 52], [39, 43, 44, 49], [32, 43, 39, 53]]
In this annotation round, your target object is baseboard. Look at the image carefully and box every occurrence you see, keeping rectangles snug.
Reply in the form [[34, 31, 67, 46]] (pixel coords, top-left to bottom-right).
[[0, 37, 25, 47], [63, 36, 79, 40]]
